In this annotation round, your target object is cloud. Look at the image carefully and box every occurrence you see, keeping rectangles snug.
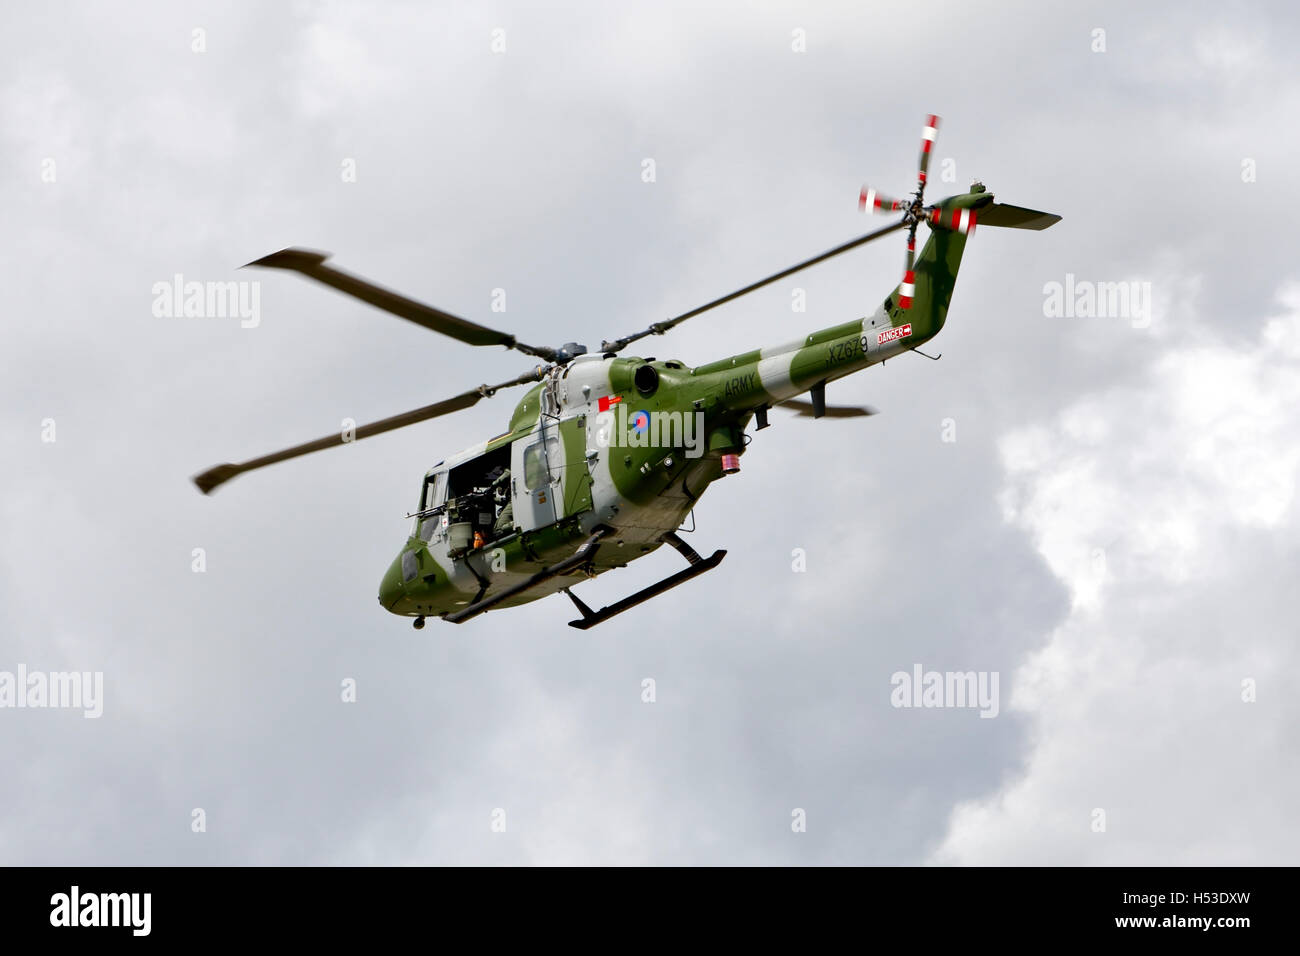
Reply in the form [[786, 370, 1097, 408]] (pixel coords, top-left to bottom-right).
[[931, 283, 1300, 865]]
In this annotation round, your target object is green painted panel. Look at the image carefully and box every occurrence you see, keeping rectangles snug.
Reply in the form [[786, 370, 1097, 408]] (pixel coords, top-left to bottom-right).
[[557, 414, 593, 517]]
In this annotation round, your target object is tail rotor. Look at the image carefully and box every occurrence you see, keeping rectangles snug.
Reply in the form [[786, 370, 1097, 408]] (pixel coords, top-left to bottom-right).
[[859, 114, 976, 310]]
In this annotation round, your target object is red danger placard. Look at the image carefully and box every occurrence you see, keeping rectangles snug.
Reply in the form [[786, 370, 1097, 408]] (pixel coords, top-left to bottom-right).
[[877, 323, 913, 345]]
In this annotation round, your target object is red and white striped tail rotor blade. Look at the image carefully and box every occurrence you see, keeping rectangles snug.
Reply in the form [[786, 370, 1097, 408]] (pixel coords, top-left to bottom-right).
[[898, 229, 918, 310], [859, 186, 903, 214], [916, 114, 940, 196]]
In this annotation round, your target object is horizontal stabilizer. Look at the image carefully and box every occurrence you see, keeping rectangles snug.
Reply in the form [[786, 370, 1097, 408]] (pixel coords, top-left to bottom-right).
[[976, 203, 1061, 230], [779, 399, 878, 418]]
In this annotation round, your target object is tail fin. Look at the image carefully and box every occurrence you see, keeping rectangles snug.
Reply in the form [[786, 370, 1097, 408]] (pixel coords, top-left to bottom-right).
[[880, 191, 1060, 345]]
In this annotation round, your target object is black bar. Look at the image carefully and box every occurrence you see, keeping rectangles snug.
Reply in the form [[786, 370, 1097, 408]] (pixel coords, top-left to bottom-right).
[[0, 866, 1282, 943]]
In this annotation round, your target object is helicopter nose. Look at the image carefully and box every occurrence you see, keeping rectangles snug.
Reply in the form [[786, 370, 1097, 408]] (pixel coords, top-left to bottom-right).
[[378, 554, 406, 611]]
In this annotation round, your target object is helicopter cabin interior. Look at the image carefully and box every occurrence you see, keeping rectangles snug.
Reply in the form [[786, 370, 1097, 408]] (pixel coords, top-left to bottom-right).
[[414, 444, 517, 555], [411, 410, 594, 561]]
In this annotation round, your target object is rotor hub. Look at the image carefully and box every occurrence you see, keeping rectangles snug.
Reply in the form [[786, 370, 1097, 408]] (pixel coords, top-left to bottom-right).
[[555, 342, 588, 364]]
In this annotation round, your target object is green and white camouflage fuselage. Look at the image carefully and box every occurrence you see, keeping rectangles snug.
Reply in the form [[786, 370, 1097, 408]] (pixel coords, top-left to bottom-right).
[[378, 191, 978, 619]]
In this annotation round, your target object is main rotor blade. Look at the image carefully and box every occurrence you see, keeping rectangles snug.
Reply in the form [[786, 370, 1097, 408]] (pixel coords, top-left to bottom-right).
[[245, 248, 558, 362], [601, 220, 907, 353], [193, 366, 549, 495]]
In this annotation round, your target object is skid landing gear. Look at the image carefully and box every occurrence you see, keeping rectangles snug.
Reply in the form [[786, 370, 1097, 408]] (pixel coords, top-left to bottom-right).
[[413, 615, 426, 630], [563, 531, 726, 630]]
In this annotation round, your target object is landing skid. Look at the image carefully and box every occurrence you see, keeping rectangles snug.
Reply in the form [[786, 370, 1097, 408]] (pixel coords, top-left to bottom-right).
[[563, 531, 726, 630]]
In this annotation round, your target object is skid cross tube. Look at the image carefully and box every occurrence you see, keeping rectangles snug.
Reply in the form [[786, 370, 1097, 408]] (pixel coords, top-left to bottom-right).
[[563, 531, 726, 630]]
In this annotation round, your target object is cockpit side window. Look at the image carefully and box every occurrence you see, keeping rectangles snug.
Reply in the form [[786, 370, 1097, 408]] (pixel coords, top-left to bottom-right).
[[414, 472, 447, 541], [422, 473, 445, 511], [523, 439, 559, 491]]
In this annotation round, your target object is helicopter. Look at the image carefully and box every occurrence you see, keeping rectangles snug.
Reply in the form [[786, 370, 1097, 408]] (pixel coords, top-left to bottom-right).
[[193, 116, 1060, 630]]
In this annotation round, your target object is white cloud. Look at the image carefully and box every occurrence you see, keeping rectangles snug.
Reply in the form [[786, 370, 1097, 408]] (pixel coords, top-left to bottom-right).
[[932, 284, 1300, 865]]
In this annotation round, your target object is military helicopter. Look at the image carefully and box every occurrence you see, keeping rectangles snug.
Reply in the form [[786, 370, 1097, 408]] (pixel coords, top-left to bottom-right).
[[194, 116, 1059, 630]]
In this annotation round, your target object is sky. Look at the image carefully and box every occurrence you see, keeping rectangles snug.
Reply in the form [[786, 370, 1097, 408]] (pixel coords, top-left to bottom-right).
[[2, 0, 1297, 865]]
